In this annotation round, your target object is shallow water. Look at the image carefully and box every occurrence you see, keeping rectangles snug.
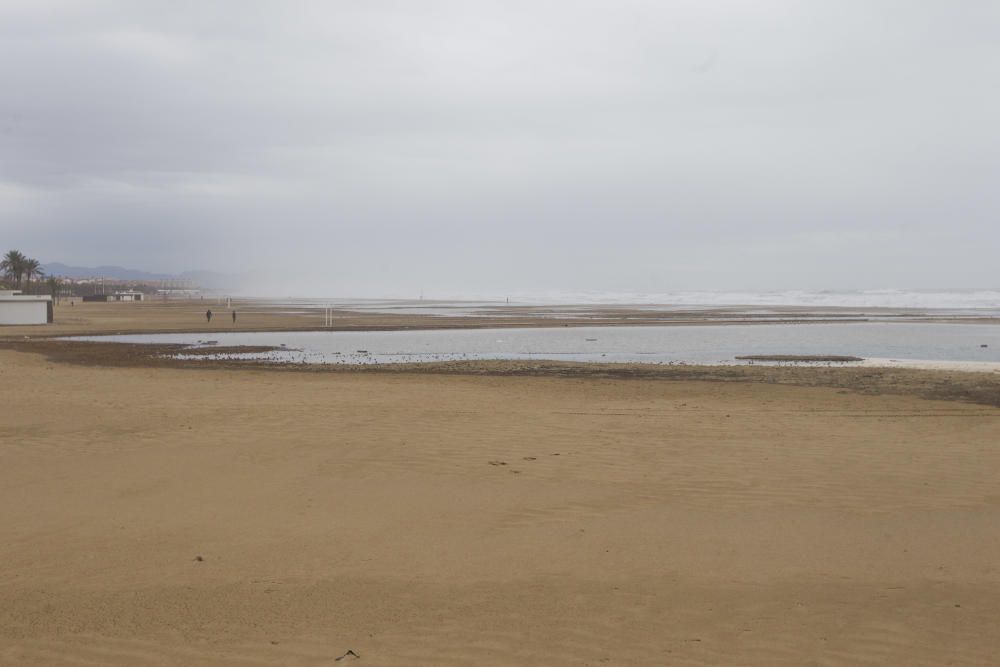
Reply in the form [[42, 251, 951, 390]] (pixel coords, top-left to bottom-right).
[[69, 322, 1000, 366]]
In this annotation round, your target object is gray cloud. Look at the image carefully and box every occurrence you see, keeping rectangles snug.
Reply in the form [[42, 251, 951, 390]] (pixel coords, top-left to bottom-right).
[[2, 1, 999, 295]]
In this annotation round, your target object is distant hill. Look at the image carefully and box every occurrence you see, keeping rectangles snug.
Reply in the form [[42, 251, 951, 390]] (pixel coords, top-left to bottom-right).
[[42, 263, 175, 281], [42, 263, 236, 288]]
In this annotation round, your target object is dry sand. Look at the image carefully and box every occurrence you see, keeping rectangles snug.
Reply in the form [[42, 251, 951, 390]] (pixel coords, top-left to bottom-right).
[[4, 339, 1000, 665]]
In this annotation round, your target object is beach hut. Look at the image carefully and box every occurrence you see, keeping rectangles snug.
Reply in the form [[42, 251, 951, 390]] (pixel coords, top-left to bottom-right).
[[0, 291, 53, 325]]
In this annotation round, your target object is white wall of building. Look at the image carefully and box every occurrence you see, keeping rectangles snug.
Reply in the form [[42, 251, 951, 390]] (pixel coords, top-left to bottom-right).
[[0, 299, 49, 325]]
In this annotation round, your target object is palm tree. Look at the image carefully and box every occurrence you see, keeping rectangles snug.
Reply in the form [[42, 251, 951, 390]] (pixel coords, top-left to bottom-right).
[[1, 250, 26, 288], [23, 258, 43, 291], [46, 276, 61, 304]]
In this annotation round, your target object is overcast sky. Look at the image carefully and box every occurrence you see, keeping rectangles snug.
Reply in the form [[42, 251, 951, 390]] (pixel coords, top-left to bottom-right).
[[1, 1, 998, 296]]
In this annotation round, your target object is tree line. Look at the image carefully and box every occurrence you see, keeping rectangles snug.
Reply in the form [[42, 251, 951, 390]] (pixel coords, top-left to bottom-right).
[[2, 250, 60, 299]]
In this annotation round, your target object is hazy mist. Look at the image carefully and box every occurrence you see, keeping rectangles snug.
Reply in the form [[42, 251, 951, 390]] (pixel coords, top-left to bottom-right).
[[2, 1, 998, 297]]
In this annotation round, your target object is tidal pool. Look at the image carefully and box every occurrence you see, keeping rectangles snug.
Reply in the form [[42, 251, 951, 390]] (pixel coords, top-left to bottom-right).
[[67, 322, 1000, 367]]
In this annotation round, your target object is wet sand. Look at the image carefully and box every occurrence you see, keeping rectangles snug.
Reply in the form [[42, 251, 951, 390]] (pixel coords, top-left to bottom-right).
[[3, 305, 1000, 664], [7, 298, 991, 339]]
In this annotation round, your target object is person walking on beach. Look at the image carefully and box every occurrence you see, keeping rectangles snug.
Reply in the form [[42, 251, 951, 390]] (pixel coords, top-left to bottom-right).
[[232, 310, 237, 325], [206, 309, 213, 323]]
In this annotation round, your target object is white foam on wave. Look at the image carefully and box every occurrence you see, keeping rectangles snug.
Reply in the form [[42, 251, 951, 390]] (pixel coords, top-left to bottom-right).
[[861, 358, 1000, 373], [436, 288, 1000, 311]]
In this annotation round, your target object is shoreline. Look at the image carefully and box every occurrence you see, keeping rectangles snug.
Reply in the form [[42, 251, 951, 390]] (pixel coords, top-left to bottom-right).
[[5, 338, 1000, 409], [18, 337, 1000, 375], [861, 357, 1000, 373], [4, 296, 998, 412]]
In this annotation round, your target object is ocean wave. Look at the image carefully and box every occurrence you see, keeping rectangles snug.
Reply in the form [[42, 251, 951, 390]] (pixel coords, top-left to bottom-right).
[[445, 289, 1000, 310]]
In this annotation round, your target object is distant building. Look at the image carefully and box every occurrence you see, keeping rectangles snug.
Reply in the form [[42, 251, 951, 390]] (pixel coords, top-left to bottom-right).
[[0, 291, 53, 325], [155, 288, 201, 298], [82, 291, 144, 303]]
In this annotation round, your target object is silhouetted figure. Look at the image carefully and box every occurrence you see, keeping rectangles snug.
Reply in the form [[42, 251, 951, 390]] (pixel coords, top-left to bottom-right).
[[232, 311, 237, 324], [206, 309, 213, 323]]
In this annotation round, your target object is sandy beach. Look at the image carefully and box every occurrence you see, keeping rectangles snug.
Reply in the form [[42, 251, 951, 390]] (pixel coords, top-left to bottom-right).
[[1, 303, 1000, 665]]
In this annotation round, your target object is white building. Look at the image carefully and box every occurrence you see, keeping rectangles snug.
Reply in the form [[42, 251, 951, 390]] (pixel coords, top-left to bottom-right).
[[82, 291, 145, 303], [0, 291, 53, 325]]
